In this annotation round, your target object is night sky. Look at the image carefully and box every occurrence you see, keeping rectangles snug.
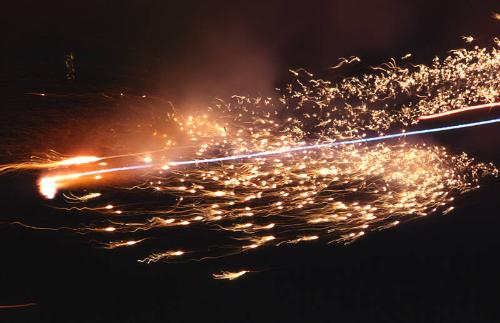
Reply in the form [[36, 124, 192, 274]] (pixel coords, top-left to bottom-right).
[[1, 1, 500, 322]]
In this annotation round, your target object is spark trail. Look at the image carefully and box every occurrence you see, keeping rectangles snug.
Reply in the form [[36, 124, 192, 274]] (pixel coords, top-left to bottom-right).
[[2, 41, 499, 279], [39, 117, 500, 199], [419, 102, 500, 120], [170, 117, 500, 165]]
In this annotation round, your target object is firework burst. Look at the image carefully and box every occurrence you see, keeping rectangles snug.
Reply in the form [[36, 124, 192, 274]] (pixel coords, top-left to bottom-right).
[[2, 42, 499, 279]]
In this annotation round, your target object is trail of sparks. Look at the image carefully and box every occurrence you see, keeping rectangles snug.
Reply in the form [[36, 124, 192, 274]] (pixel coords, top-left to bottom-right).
[[0, 150, 170, 175], [3, 42, 498, 280], [39, 164, 152, 199], [38, 117, 500, 199], [213, 270, 249, 280], [419, 102, 500, 120], [169, 117, 500, 166], [0, 155, 102, 174]]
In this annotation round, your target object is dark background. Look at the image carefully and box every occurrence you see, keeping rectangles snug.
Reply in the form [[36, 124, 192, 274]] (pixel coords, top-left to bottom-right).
[[1, 1, 500, 322]]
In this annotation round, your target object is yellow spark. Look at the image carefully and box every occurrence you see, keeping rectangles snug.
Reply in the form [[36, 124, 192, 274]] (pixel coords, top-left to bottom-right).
[[461, 35, 474, 43], [213, 270, 249, 280], [138, 250, 185, 264]]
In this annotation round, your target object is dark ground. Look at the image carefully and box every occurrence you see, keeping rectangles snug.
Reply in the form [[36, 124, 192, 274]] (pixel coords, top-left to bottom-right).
[[1, 1, 500, 322]]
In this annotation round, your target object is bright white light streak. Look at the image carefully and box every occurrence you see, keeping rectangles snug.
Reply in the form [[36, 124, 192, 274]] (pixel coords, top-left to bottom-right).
[[40, 117, 500, 198], [169, 118, 500, 166]]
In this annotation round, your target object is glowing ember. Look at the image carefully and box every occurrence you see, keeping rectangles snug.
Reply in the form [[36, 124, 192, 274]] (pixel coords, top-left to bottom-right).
[[38, 177, 58, 200]]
